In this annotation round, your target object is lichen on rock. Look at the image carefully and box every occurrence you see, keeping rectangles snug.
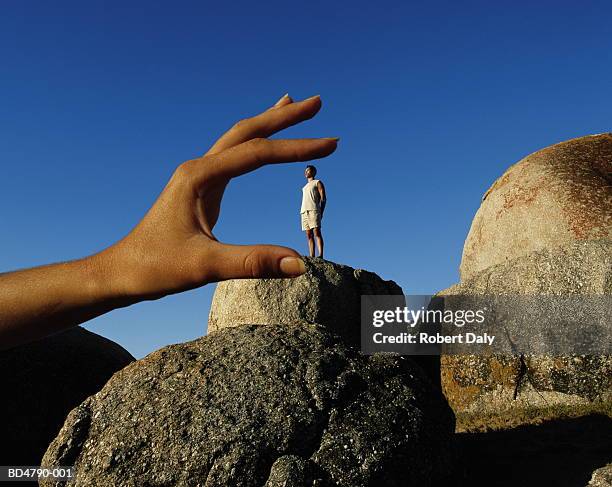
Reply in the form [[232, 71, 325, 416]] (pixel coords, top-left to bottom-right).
[[461, 133, 612, 280]]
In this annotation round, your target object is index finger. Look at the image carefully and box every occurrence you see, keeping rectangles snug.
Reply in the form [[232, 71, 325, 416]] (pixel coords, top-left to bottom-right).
[[194, 137, 338, 185]]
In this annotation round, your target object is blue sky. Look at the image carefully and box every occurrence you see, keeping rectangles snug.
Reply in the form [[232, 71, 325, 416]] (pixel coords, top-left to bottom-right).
[[2, 1, 611, 358]]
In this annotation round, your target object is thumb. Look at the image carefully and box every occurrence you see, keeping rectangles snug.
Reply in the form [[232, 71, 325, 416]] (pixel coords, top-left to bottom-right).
[[207, 242, 306, 281]]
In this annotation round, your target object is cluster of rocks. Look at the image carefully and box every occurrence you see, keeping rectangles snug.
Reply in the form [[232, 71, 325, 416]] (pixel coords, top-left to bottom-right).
[[4, 132, 610, 486]]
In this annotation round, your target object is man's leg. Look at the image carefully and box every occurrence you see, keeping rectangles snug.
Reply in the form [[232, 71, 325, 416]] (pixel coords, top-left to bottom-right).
[[305, 229, 315, 257], [313, 227, 324, 259]]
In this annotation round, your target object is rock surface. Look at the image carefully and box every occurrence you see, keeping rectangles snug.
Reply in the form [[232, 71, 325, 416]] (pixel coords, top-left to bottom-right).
[[42, 324, 455, 487], [439, 240, 611, 431], [454, 239, 611, 296], [0, 327, 134, 465], [208, 257, 403, 346], [589, 463, 612, 487], [460, 133, 612, 280]]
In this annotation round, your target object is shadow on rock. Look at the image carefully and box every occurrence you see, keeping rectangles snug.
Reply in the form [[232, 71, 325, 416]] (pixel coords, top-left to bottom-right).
[[0, 327, 134, 466], [455, 414, 612, 487]]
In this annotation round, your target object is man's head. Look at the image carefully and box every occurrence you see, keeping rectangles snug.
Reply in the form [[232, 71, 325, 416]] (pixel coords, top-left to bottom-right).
[[305, 165, 317, 179]]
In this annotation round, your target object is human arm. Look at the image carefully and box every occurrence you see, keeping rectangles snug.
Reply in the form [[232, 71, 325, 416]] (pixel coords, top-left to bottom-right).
[[317, 180, 327, 215], [0, 94, 338, 350]]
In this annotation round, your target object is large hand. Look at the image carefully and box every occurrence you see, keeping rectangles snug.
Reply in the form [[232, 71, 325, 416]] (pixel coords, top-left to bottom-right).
[[97, 94, 338, 301]]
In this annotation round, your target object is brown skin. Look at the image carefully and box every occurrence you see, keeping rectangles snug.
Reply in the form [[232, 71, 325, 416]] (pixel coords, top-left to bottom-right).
[[304, 167, 326, 258], [0, 94, 338, 350]]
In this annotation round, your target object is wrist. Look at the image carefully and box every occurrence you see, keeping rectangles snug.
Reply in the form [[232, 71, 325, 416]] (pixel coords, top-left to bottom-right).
[[83, 247, 142, 309]]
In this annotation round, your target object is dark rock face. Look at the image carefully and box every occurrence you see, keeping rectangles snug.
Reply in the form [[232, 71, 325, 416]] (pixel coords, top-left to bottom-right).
[[454, 414, 612, 487], [0, 327, 134, 465], [42, 324, 455, 487], [208, 257, 403, 346]]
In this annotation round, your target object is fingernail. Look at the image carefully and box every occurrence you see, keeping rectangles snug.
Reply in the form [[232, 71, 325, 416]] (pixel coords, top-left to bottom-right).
[[304, 94, 321, 102], [279, 256, 306, 277], [324, 137, 340, 142], [274, 93, 290, 106]]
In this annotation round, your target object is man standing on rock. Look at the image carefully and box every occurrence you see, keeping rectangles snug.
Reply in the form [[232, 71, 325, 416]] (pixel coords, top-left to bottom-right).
[[301, 165, 326, 258], [0, 94, 338, 351]]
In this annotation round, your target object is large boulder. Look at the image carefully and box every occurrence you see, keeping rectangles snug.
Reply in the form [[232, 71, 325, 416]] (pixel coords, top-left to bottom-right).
[[41, 324, 455, 487], [208, 257, 403, 346], [460, 133, 612, 280], [0, 327, 134, 465], [439, 240, 611, 431]]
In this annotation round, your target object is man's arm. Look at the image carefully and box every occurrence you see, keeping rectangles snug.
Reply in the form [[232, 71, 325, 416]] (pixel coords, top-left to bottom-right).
[[0, 94, 338, 350], [317, 180, 327, 214]]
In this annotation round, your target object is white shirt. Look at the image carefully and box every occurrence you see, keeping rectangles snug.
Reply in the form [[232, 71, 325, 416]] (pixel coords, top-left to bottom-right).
[[301, 179, 321, 213]]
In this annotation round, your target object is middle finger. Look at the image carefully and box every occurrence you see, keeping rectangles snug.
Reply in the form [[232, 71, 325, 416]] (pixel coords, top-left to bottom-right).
[[206, 94, 323, 155]]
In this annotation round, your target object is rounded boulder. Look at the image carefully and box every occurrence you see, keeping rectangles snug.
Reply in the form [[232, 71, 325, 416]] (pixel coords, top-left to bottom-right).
[[461, 133, 612, 279]]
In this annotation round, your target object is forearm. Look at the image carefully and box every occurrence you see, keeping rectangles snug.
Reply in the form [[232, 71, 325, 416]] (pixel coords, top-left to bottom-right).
[[0, 250, 136, 350]]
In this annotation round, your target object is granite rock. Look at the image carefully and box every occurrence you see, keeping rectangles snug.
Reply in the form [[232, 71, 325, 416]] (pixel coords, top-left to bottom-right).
[[42, 324, 455, 487], [460, 133, 612, 280], [438, 240, 611, 431], [208, 257, 403, 346], [588, 463, 612, 487]]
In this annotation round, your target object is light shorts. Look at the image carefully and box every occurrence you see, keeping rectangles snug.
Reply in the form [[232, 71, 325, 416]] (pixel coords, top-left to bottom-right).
[[301, 210, 321, 231]]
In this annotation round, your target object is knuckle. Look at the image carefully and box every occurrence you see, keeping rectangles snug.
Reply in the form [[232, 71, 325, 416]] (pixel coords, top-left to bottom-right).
[[247, 137, 268, 150], [245, 138, 269, 165], [232, 118, 249, 130], [170, 160, 201, 188], [173, 161, 193, 182], [242, 249, 264, 278]]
